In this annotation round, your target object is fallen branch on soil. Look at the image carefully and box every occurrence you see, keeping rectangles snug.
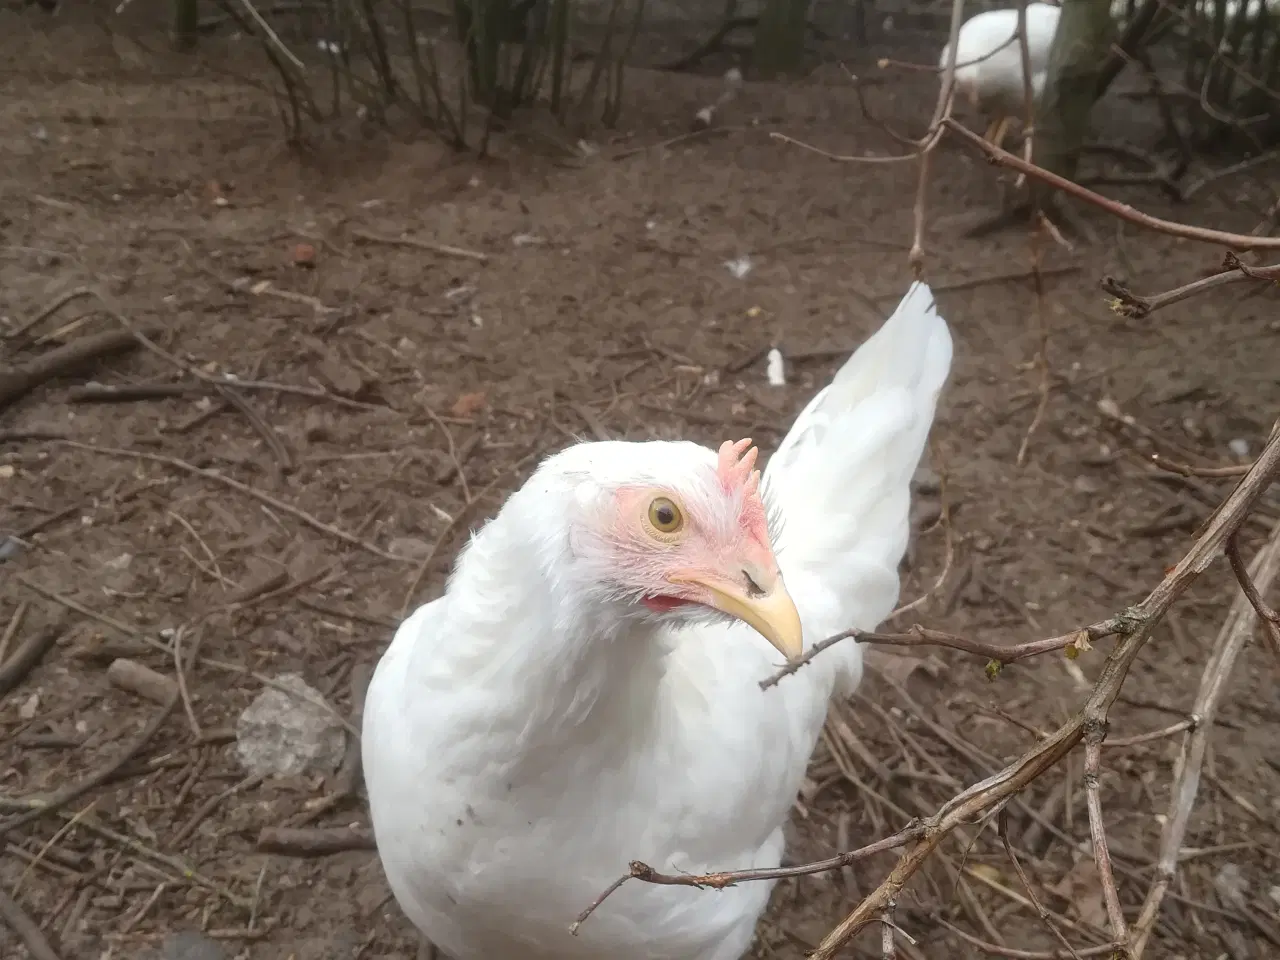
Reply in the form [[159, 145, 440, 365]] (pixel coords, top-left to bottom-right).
[[0, 888, 62, 960], [1150, 454, 1252, 479], [5, 286, 96, 342], [579, 424, 1280, 957], [22, 437, 406, 563], [255, 825, 376, 856], [0, 602, 28, 665], [943, 119, 1280, 252], [351, 229, 489, 263], [0, 623, 61, 698], [0, 618, 206, 839], [0, 329, 142, 413]]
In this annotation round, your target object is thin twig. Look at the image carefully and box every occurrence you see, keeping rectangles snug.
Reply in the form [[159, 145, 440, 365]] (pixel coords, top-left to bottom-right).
[[1081, 723, 1127, 941], [761, 620, 1121, 690], [255, 825, 376, 856], [1129, 520, 1280, 957], [1101, 263, 1280, 318], [997, 810, 1082, 960], [351, 229, 489, 262], [1150, 454, 1251, 478], [571, 820, 926, 934], [35, 438, 405, 563], [944, 119, 1280, 251], [0, 624, 60, 698], [0, 602, 28, 665], [1225, 531, 1280, 668]]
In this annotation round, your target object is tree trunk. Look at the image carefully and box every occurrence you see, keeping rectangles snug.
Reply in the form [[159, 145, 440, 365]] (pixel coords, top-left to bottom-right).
[[1032, 0, 1116, 192], [753, 0, 810, 77], [171, 0, 198, 51]]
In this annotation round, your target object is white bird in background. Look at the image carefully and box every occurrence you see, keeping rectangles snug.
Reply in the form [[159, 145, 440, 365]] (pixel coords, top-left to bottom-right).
[[362, 282, 953, 959], [939, 2, 1064, 151]]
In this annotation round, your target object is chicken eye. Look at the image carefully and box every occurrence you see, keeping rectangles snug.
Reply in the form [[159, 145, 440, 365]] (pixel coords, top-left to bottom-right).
[[647, 497, 684, 534]]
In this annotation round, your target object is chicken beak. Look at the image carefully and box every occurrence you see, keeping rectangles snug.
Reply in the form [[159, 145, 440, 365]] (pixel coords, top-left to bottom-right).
[[675, 570, 804, 662]]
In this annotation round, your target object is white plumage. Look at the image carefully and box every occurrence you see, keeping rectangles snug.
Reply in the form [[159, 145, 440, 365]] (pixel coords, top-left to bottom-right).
[[939, 2, 1063, 150], [362, 281, 953, 959]]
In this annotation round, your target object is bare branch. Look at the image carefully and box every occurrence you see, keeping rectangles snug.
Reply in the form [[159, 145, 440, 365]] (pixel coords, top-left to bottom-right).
[[761, 620, 1123, 691], [1226, 532, 1280, 669], [1102, 261, 1280, 318], [1129, 520, 1280, 957], [571, 821, 928, 934], [943, 119, 1280, 251], [1081, 722, 1127, 942], [997, 810, 1083, 960], [803, 428, 1280, 958]]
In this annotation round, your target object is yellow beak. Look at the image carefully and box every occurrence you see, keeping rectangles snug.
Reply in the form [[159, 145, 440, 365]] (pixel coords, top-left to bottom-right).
[[674, 572, 804, 662]]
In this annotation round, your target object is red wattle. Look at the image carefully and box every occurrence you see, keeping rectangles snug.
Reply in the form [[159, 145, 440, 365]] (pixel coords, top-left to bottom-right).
[[641, 595, 692, 613]]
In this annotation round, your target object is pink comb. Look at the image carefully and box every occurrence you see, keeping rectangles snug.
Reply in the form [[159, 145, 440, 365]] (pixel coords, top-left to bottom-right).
[[717, 438, 760, 499]]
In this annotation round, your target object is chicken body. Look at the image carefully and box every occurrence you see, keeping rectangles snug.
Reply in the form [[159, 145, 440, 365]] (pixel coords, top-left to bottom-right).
[[939, 3, 1063, 149], [363, 283, 953, 959]]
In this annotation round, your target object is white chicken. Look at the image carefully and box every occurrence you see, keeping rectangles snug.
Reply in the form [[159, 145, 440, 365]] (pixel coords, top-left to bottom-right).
[[362, 281, 953, 959], [939, 2, 1063, 151]]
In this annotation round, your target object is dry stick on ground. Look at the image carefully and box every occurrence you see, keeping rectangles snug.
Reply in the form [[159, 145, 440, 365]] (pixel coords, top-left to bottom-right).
[[0, 601, 29, 665], [39, 437, 405, 563], [943, 119, 1280, 251], [0, 623, 207, 838], [0, 624, 61, 698], [1150, 454, 1252, 479], [255, 825, 376, 856], [0, 329, 141, 413], [1129, 520, 1280, 957], [0, 887, 62, 960], [577, 430, 1280, 951], [86, 291, 295, 475], [350, 228, 490, 263], [5, 286, 96, 341]]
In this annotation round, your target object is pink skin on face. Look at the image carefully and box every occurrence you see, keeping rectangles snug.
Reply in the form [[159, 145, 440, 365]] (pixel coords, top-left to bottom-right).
[[605, 439, 779, 613]]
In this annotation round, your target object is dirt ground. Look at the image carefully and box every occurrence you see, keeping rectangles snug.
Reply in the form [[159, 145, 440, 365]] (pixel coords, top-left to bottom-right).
[[2, 6, 1279, 960]]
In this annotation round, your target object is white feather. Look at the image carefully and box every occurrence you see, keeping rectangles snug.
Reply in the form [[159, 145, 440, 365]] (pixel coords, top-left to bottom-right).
[[362, 282, 953, 959]]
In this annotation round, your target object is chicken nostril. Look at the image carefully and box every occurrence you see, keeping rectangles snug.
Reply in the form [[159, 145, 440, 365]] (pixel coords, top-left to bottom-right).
[[742, 570, 766, 599]]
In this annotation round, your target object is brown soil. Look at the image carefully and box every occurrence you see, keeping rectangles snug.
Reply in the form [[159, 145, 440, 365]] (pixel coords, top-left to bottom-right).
[[2, 7, 1279, 960]]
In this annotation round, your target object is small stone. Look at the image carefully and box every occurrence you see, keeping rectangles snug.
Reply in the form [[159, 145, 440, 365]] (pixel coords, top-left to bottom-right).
[[293, 242, 317, 268], [1213, 862, 1248, 911], [303, 410, 331, 443], [0, 536, 25, 562], [389, 537, 432, 560], [235, 674, 345, 778], [154, 931, 230, 960]]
